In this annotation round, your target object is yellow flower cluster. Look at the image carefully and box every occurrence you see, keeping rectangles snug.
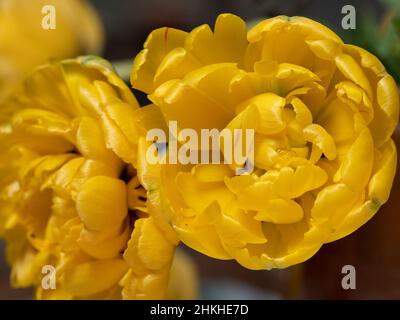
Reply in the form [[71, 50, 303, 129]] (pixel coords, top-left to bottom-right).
[[0, 13, 398, 299], [132, 14, 399, 270], [0, 57, 197, 299]]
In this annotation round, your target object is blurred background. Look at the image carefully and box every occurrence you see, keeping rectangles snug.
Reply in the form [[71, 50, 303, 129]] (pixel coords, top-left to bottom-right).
[[1, 0, 400, 299]]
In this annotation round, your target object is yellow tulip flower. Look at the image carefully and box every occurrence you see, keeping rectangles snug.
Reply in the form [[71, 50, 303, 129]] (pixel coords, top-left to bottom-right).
[[131, 14, 399, 270], [0, 0, 103, 103], [0, 56, 195, 299]]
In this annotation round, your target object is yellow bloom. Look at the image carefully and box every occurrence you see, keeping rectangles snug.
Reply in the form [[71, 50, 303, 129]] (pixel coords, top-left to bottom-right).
[[0, 56, 196, 299], [0, 0, 103, 102], [131, 14, 399, 270]]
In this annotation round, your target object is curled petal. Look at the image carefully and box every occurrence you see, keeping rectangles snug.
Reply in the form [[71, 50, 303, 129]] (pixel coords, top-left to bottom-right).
[[76, 176, 127, 231]]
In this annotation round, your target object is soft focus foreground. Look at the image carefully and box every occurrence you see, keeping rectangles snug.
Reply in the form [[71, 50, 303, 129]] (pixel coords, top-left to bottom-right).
[[0, 0, 103, 103], [0, 57, 197, 299]]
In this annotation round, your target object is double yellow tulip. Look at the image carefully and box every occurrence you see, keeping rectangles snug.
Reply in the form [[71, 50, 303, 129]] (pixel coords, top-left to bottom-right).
[[0, 56, 196, 299], [131, 14, 399, 270], [0, 13, 398, 299]]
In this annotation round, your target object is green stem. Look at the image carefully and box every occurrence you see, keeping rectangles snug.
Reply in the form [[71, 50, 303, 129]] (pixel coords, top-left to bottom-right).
[[111, 59, 132, 83]]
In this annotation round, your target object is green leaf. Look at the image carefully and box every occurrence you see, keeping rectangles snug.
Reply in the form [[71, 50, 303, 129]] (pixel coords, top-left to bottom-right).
[[392, 16, 400, 35], [382, 0, 400, 11]]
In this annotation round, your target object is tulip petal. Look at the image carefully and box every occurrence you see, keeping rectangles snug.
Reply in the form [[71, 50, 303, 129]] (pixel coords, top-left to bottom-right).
[[368, 139, 397, 204], [63, 259, 128, 297], [255, 198, 304, 224], [340, 128, 374, 191], [131, 27, 188, 93], [76, 176, 127, 231]]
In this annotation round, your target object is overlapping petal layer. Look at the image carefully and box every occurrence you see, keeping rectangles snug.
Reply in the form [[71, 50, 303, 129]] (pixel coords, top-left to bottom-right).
[[132, 14, 399, 270], [0, 57, 194, 299]]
